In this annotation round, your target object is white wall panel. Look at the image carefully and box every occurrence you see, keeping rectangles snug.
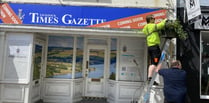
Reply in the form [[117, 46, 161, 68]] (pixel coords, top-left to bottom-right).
[[45, 83, 70, 96], [43, 79, 72, 103], [31, 84, 41, 102], [107, 81, 116, 99], [43, 79, 83, 103], [1, 84, 28, 103], [107, 80, 142, 103], [73, 79, 83, 102], [3, 33, 33, 83], [107, 80, 117, 103], [119, 86, 140, 99], [0, 33, 34, 103], [2, 85, 24, 101], [119, 37, 146, 81], [73, 80, 83, 97]]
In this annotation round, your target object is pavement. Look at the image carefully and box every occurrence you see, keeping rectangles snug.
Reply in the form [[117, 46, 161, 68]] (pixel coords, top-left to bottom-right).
[[78, 99, 107, 103], [38, 97, 108, 103], [78, 97, 108, 103]]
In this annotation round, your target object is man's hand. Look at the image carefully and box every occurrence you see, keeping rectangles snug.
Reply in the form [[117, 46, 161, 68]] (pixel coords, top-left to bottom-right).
[[155, 63, 162, 72]]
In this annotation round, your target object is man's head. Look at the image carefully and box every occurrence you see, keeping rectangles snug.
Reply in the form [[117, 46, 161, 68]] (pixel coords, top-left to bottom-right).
[[146, 14, 155, 23], [170, 60, 182, 69]]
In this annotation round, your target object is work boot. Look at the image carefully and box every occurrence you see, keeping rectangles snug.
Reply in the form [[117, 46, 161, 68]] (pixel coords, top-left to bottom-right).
[[153, 81, 159, 86]]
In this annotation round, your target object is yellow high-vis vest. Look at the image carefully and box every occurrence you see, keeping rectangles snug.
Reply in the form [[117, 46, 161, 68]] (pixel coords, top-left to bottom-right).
[[142, 19, 167, 47]]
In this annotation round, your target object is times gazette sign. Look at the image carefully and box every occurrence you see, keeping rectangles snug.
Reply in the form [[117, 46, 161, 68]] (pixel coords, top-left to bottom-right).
[[195, 14, 209, 29], [0, 3, 167, 29]]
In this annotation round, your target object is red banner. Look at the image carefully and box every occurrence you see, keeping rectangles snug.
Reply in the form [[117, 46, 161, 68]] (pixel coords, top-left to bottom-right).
[[88, 9, 167, 29], [0, 3, 22, 24]]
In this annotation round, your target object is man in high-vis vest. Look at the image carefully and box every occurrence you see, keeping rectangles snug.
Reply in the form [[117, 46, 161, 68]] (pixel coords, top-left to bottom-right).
[[142, 14, 167, 85]]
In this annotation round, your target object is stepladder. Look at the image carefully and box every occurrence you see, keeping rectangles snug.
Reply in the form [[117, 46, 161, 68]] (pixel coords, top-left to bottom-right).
[[138, 38, 174, 103]]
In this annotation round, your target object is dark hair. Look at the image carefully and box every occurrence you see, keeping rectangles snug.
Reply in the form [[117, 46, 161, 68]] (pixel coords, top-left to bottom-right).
[[170, 60, 181, 67], [146, 14, 154, 23]]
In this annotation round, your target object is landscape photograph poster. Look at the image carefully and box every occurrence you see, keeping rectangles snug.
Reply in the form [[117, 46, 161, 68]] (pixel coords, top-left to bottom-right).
[[0, 3, 166, 29], [46, 36, 74, 79], [109, 39, 117, 80], [88, 49, 105, 79], [75, 37, 84, 78], [33, 44, 43, 80]]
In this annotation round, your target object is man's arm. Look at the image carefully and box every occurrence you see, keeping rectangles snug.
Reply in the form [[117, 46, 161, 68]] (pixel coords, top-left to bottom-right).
[[156, 19, 167, 30]]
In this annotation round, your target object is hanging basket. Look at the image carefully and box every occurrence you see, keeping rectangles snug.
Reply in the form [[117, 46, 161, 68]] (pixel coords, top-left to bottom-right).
[[160, 29, 178, 39], [159, 20, 188, 40]]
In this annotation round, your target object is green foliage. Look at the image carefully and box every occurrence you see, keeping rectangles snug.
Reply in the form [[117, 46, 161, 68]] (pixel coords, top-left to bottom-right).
[[109, 72, 116, 80], [164, 20, 188, 40], [33, 56, 41, 80]]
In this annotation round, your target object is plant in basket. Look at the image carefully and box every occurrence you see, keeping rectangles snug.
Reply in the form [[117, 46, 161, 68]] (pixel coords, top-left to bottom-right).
[[160, 20, 188, 40]]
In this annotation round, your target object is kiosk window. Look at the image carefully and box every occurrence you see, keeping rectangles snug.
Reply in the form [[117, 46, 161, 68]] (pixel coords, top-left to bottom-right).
[[46, 36, 73, 79]]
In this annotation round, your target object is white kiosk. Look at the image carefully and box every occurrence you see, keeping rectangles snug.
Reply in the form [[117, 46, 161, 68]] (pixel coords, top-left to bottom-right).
[[0, 3, 170, 103]]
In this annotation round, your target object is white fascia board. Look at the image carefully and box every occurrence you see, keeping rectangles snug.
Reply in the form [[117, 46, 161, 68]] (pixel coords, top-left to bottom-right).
[[0, 24, 145, 37]]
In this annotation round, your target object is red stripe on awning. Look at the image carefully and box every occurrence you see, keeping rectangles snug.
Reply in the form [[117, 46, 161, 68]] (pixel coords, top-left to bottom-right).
[[88, 9, 167, 29], [0, 3, 22, 24]]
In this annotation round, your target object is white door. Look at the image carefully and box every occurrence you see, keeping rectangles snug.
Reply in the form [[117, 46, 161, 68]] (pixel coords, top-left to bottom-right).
[[31, 41, 45, 102], [84, 45, 107, 97]]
